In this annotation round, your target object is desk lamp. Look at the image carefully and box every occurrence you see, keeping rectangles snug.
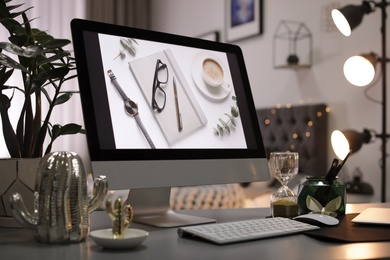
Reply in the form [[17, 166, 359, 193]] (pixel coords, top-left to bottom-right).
[[331, 129, 373, 159], [331, 131, 376, 196], [331, 0, 389, 202], [343, 53, 378, 87]]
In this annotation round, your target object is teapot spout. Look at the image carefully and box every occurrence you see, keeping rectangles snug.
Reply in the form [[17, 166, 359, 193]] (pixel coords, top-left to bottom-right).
[[9, 193, 38, 229], [88, 175, 108, 213]]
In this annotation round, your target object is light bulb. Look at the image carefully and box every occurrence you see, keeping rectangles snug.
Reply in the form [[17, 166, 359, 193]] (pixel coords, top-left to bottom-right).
[[343, 56, 375, 87], [331, 9, 352, 37], [331, 130, 350, 160]]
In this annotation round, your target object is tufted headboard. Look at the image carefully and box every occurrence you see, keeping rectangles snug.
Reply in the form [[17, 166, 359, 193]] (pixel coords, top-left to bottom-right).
[[256, 103, 329, 177]]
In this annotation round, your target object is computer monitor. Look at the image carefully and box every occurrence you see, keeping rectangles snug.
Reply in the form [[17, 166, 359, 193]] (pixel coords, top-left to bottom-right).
[[70, 18, 270, 227]]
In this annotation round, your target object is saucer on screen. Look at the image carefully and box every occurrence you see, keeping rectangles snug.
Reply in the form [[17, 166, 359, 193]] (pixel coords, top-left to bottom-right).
[[90, 228, 148, 249], [191, 51, 231, 102]]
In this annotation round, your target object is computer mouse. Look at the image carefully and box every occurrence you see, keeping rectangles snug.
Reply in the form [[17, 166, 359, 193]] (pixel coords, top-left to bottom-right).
[[293, 213, 339, 226]]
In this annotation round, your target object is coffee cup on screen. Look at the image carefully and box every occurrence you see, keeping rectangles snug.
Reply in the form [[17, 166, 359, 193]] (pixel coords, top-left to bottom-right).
[[201, 58, 230, 90]]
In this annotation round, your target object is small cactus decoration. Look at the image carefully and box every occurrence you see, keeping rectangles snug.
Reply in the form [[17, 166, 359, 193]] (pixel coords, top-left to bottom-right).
[[106, 198, 134, 239]]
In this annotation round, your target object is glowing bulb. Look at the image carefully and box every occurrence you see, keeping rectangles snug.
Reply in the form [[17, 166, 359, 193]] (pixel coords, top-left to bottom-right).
[[331, 130, 350, 160], [343, 56, 375, 87], [331, 9, 351, 37]]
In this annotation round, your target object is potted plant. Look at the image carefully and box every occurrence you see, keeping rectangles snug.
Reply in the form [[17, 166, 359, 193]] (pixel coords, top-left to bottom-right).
[[0, 0, 84, 226]]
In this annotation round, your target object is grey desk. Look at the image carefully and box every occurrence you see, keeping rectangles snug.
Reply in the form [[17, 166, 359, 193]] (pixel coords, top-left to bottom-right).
[[1, 203, 390, 260]]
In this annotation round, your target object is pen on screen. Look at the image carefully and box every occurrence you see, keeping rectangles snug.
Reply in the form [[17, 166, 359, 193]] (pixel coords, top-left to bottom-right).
[[173, 77, 183, 132]]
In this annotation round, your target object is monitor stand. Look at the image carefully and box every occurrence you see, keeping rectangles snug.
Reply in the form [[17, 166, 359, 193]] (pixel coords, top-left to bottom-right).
[[126, 187, 216, 227]]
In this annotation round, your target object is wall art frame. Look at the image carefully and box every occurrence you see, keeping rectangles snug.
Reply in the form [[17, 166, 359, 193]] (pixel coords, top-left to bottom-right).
[[225, 0, 263, 42], [197, 31, 220, 42]]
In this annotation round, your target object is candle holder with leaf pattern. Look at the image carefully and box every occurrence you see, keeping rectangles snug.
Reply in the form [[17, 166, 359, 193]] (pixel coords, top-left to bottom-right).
[[298, 177, 346, 217]]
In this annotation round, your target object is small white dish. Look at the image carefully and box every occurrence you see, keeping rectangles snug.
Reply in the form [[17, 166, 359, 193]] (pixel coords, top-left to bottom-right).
[[191, 51, 231, 102], [90, 228, 149, 249]]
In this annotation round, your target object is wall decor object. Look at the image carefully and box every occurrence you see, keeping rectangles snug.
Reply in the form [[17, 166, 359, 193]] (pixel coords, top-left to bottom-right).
[[197, 31, 220, 42], [273, 20, 312, 69], [225, 0, 263, 42]]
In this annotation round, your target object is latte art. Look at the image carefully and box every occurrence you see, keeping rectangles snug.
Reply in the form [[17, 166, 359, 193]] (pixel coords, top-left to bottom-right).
[[202, 58, 224, 86]]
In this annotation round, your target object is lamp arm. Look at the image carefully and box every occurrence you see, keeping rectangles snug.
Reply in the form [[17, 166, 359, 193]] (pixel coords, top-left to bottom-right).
[[364, 1, 379, 12], [375, 133, 390, 138], [372, 0, 389, 9], [380, 57, 390, 62]]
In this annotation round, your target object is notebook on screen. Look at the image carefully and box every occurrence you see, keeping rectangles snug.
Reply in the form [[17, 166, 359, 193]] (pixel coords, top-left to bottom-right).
[[352, 208, 390, 225]]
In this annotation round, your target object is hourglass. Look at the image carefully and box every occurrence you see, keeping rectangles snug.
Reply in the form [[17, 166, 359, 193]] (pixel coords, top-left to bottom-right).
[[269, 152, 299, 218]]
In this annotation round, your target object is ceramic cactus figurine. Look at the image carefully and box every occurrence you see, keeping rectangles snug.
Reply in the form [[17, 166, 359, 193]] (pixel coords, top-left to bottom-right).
[[9, 151, 108, 243], [106, 198, 133, 239]]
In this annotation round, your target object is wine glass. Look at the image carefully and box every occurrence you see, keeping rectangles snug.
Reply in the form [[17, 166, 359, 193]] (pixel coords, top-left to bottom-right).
[[269, 152, 299, 217]]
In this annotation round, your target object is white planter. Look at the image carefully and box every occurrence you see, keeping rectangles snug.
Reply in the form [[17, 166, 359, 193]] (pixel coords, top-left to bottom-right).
[[0, 158, 40, 227]]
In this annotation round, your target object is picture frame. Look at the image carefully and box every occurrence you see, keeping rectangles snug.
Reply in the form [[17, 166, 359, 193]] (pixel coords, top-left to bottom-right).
[[197, 31, 220, 42], [226, 0, 263, 42]]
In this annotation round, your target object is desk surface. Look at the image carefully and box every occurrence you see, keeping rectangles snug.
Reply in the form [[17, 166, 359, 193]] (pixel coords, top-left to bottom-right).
[[1, 203, 390, 260]]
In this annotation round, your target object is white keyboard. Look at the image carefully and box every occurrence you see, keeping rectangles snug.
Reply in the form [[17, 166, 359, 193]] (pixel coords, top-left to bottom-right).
[[177, 217, 320, 244]]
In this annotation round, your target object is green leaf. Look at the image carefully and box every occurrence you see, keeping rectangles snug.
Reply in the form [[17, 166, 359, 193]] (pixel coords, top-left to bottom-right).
[[39, 86, 51, 104], [5, 3, 27, 13], [0, 67, 14, 86], [231, 106, 239, 117], [0, 93, 21, 157], [0, 41, 24, 54], [21, 13, 33, 42], [222, 120, 229, 131], [120, 38, 136, 54], [1, 19, 21, 35], [41, 39, 71, 49], [32, 30, 54, 44], [219, 118, 230, 133], [59, 123, 83, 135], [0, 42, 43, 57], [0, 52, 29, 72], [36, 51, 70, 67], [50, 124, 61, 139], [35, 67, 70, 83], [223, 113, 236, 127], [53, 93, 72, 106], [4, 5, 33, 19], [0, 92, 11, 109], [230, 116, 236, 127], [213, 127, 220, 136], [22, 45, 43, 57], [217, 124, 223, 136], [8, 34, 27, 46]]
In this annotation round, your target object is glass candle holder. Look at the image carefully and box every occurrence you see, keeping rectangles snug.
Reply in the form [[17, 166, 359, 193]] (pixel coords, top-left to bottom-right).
[[297, 177, 346, 217]]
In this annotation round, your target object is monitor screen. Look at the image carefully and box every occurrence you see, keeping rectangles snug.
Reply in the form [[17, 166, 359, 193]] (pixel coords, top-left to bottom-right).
[[71, 19, 270, 227]]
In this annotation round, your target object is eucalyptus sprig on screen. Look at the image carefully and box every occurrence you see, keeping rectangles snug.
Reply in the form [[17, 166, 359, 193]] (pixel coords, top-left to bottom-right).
[[213, 96, 239, 136], [113, 38, 138, 59]]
